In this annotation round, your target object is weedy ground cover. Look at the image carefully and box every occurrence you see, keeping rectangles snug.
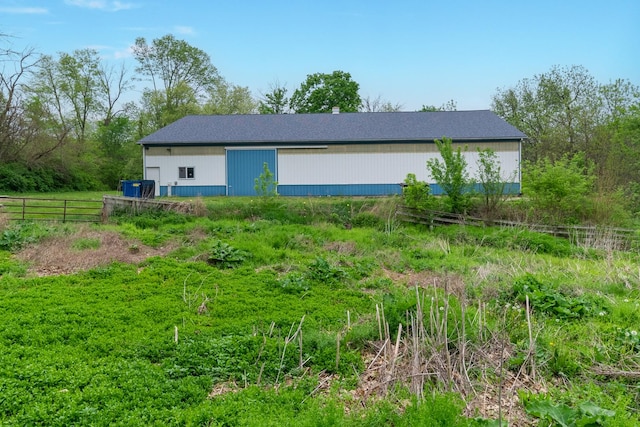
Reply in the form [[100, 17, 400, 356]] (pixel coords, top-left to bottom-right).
[[0, 196, 639, 425]]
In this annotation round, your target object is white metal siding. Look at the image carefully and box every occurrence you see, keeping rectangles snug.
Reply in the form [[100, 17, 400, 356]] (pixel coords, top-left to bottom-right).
[[144, 154, 226, 186], [278, 150, 519, 185]]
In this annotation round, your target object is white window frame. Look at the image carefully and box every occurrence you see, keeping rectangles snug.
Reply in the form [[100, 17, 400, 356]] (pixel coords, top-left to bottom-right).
[[178, 166, 195, 180]]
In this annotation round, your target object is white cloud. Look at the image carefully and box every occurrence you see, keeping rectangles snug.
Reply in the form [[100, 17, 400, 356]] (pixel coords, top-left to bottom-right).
[[114, 46, 133, 59], [111, 1, 135, 11], [174, 26, 195, 35], [0, 7, 48, 14], [64, 0, 136, 12]]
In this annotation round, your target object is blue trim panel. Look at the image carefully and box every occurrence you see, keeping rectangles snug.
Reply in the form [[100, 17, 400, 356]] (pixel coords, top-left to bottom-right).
[[429, 183, 521, 196], [277, 184, 403, 196], [159, 185, 226, 197], [157, 183, 520, 197]]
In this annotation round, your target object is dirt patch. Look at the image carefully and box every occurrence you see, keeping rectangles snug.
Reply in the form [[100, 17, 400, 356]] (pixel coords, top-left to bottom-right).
[[16, 228, 177, 276]]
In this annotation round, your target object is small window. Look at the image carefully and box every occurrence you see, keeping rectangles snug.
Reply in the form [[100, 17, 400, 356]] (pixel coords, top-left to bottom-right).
[[178, 167, 195, 179]]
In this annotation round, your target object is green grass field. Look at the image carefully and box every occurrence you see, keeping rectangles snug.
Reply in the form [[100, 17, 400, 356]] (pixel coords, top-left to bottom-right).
[[1, 196, 639, 425]]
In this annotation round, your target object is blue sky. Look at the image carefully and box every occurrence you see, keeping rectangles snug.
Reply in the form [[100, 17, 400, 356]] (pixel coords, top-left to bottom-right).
[[1, 0, 639, 111]]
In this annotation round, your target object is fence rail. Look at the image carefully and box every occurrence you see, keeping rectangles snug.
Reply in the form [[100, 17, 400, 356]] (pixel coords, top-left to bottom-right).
[[396, 205, 639, 251], [0, 196, 103, 223]]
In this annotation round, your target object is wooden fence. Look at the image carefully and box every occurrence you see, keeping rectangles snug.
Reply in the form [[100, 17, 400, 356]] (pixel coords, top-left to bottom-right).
[[0, 196, 103, 223], [396, 205, 639, 251]]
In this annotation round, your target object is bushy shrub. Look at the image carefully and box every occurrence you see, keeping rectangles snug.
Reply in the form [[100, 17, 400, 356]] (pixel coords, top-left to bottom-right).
[[509, 274, 603, 319], [426, 137, 473, 213], [207, 240, 249, 268], [402, 173, 431, 210], [0, 162, 102, 192], [0, 222, 53, 252], [0, 163, 35, 192], [523, 153, 595, 224]]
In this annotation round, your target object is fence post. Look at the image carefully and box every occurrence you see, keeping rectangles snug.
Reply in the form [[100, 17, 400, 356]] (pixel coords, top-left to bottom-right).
[[63, 199, 67, 223], [22, 198, 26, 220]]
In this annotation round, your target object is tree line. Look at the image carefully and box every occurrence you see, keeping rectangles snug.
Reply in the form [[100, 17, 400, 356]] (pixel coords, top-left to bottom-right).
[[1, 33, 639, 218]]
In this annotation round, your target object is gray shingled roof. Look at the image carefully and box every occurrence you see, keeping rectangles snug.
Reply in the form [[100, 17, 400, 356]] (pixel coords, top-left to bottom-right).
[[138, 110, 526, 146]]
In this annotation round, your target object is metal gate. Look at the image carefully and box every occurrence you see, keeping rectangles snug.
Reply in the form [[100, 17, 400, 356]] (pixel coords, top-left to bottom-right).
[[226, 149, 276, 196]]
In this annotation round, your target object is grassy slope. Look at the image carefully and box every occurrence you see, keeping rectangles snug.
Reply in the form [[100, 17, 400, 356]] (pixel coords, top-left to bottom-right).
[[1, 196, 639, 426]]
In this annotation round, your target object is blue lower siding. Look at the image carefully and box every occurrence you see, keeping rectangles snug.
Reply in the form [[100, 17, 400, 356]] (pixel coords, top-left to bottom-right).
[[157, 183, 521, 197], [277, 184, 404, 196], [159, 185, 226, 197]]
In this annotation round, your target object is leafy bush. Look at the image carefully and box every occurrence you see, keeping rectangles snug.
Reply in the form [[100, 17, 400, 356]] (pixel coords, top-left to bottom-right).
[[510, 275, 602, 319], [0, 163, 35, 192], [0, 162, 102, 192], [307, 256, 347, 285], [207, 240, 249, 268], [524, 397, 615, 427], [0, 221, 54, 252], [426, 137, 473, 213], [523, 153, 595, 224], [403, 173, 431, 210]]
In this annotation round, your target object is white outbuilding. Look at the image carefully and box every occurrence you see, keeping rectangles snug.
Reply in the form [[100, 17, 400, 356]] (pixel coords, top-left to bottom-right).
[[138, 110, 525, 197]]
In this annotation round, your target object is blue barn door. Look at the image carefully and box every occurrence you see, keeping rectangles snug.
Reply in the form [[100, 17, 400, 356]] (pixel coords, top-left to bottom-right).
[[226, 149, 277, 196]]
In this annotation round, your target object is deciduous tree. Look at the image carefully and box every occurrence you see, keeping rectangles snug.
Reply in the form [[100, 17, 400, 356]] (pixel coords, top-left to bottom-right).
[[491, 65, 639, 164], [289, 70, 361, 113], [426, 137, 472, 213], [0, 42, 40, 164], [132, 34, 220, 128], [258, 81, 289, 114], [204, 80, 256, 115], [360, 95, 402, 112]]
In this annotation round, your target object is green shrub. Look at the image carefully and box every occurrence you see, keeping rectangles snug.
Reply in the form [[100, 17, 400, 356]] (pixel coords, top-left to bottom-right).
[[0, 221, 54, 252], [207, 240, 249, 268], [523, 397, 615, 427], [510, 274, 603, 319], [402, 173, 431, 210], [426, 137, 473, 213], [523, 153, 595, 224], [0, 163, 35, 192], [0, 162, 102, 192], [307, 257, 347, 285]]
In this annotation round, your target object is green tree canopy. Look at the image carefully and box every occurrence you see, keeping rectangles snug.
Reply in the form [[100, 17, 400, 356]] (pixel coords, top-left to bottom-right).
[[289, 70, 361, 113], [491, 65, 639, 164], [132, 34, 221, 129], [258, 81, 289, 114], [426, 137, 472, 213], [204, 80, 256, 115]]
